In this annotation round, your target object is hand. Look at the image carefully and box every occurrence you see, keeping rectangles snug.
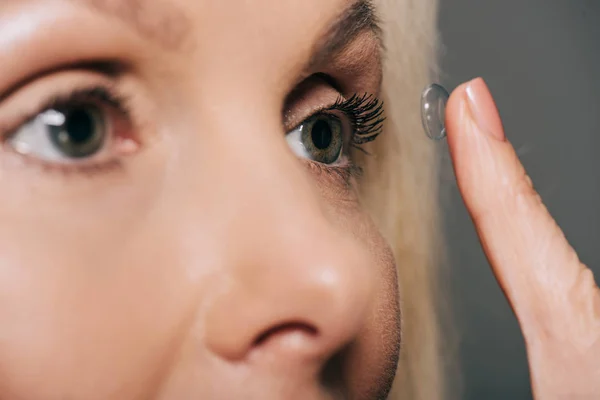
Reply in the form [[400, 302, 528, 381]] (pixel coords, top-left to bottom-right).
[[446, 78, 600, 399]]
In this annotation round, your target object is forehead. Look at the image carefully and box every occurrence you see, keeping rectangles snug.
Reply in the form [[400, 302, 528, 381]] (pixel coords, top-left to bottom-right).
[[78, 0, 359, 50], [0, 0, 381, 101], [174, 0, 356, 66]]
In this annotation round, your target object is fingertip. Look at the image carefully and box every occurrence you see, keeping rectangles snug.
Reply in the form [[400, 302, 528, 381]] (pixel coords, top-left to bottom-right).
[[445, 77, 506, 155], [465, 78, 505, 141], [444, 81, 470, 148], [444, 77, 514, 218]]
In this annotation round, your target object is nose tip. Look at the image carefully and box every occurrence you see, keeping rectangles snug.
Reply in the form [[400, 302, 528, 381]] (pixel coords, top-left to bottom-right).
[[203, 240, 374, 365]]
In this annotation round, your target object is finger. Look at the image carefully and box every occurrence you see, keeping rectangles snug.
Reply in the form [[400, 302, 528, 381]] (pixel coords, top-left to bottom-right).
[[445, 78, 600, 342]]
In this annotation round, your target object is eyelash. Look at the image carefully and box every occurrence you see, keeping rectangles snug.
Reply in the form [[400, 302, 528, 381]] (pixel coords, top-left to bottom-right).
[[307, 93, 383, 185], [44, 86, 129, 114], [2, 86, 384, 183], [326, 93, 385, 150], [4, 85, 134, 175]]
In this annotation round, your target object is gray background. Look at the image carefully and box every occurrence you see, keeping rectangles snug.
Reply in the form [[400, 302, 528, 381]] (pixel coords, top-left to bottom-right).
[[437, 1, 600, 399]]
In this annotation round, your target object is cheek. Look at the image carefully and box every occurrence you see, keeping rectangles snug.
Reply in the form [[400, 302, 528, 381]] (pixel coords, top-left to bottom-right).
[[0, 157, 401, 399], [352, 219, 401, 397], [0, 191, 201, 399], [321, 196, 402, 396]]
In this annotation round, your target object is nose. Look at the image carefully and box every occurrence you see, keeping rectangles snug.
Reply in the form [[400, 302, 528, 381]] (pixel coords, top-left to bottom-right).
[[205, 231, 374, 363], [201, 125, 375, 366]]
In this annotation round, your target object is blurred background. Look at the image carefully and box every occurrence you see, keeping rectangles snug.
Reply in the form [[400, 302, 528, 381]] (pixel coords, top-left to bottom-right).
[[437, 1, 600, 399]]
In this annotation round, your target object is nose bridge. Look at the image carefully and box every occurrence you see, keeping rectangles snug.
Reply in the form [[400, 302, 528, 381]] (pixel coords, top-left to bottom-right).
[[203, 103, 332, 251], [197, 111, 375, 364]]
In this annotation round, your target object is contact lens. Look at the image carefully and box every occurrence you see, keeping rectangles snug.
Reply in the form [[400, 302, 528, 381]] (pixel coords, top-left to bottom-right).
[[421, 83, 450, 141]]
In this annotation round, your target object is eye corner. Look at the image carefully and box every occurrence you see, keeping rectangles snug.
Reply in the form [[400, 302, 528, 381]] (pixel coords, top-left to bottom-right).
[[1, 79, 139, 174]]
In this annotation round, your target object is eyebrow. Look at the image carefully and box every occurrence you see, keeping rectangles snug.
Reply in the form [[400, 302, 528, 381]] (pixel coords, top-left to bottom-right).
[[307, 0, 382, 70], [82, 0, 192, 50], [44, 0, 379, 58], [83, 0, 380, 57]]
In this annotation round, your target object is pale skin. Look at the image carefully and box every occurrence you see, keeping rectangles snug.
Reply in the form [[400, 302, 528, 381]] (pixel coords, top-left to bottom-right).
[[447, 78, 600, 399], [0, 1, 597, 400], [0, 1, 397, 399]]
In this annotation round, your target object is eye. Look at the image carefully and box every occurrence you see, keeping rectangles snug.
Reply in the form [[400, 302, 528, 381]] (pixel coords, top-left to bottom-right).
[[286, 113, 344, 165], [8, 104, 108, 162]]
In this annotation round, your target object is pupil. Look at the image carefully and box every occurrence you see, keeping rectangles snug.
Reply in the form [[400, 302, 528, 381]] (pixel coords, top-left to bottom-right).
[[49, 106, 104, 158], [65, 108, 95, 144], [311, 119, 333, 150]]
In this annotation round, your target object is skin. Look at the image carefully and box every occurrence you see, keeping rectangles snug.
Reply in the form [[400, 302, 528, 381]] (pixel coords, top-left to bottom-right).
[[447, 78, 600, 399], [0, 0, 399, 399], [1, 0, 596, 399]]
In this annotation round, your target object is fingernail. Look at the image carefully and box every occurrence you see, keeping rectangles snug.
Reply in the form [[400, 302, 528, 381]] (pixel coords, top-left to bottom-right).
[[465, 78, 505, 141]]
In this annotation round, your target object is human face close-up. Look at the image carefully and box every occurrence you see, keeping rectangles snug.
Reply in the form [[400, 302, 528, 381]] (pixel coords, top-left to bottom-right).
[[0, 0, 411, 399]]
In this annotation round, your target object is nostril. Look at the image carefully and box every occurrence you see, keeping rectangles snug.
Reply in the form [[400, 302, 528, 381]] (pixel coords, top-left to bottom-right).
[[252, 322, 318, 348], [320, 347, 349, 396]]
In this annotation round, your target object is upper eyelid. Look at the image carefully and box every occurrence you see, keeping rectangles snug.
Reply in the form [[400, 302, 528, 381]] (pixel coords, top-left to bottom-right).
[[0, 69, 117, 113], [285, 93, 380, 132], [0, 61, 125, 105], [0, 67, 155, 146], [0, 85, 123, 139], [283, 94, 348, 132], [2, 84, 141, 173]]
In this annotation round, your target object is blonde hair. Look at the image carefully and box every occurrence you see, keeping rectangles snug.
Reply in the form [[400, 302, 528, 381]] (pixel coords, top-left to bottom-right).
[[359, 1, 450, 399]]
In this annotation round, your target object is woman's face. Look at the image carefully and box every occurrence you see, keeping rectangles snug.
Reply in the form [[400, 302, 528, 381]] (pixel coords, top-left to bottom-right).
[[0, 0, 400, 398]]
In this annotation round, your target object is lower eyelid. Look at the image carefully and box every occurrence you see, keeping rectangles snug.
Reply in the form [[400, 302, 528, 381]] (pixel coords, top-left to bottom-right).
[[5, 150, 125, 176], [304, 157, 362, 188], [1, 97, 140, 179]]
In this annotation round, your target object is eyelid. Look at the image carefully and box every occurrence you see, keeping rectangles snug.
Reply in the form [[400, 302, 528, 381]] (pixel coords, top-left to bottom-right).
[[8, 90, 137, 169], [0, 3, 145, 96], [0, 72, 146, 175], [3, 86, 133, 145], [286, 101, 344, 130], [0, 71, 118, 133], [286, 93, 383, 142], [0, 69, 150, 147], [283, 76, 343, 130]]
